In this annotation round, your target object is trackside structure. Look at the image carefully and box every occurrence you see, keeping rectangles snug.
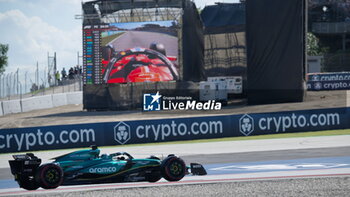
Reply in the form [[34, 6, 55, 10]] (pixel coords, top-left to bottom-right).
[[81, 0, 205, 110]]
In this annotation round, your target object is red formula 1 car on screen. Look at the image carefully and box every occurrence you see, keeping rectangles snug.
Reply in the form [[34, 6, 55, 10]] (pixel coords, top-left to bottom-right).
[[102, 43, 179, 83]]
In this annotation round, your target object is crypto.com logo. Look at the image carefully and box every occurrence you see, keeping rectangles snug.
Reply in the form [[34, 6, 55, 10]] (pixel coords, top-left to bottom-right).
[[314, 82, 322, 90], [239, 114, 254, 136], [311, 75, 320, 81], [114, 122, 131, 145]]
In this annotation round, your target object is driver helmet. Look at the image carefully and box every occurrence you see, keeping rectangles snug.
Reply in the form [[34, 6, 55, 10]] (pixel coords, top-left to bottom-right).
[[149, 42, 166, 56], [102, 44, 116, 61]]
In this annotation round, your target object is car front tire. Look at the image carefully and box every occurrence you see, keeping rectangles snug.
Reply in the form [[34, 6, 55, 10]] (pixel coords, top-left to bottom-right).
[[161, 156, 186, 182]]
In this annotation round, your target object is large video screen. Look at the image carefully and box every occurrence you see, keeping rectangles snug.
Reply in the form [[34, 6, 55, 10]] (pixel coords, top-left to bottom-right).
[[83, 20, 179, 84]]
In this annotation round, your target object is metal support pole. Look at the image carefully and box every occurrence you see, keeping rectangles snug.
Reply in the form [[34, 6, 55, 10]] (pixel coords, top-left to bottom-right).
[[18, 81, 22, 101], [0, 74, 2, 98], [79, 75, 82, 91], [10, 73, 13, 98], [2, 74, 4, 98], [7, 73, 11, 99], [13, 72, 16, 96], [16, 68, 19, 95], [48, 51, 51, 87], [41, 78, 45, 95], [3, 74, 5, 98], [36, 62, 39, 86], [25, 71, 28, 95], [8, 73, 11, 98], [43, 67, 46, 95], [54, 52, 57, 86]]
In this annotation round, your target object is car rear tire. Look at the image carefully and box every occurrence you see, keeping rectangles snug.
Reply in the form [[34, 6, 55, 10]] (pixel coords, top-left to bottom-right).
[[35, 163, 63, 189], [18, 176, 39, 190], [161, 156, 186, 182]]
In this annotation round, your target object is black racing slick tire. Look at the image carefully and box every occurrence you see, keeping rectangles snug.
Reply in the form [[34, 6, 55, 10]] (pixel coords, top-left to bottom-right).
[[35, 163, 63, 189], [18, 176, 40, 190], [161, 156, 186, 182]]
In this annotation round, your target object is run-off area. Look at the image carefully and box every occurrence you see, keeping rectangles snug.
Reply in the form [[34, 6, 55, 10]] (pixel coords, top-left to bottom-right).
[[45, 177, 350, 197]]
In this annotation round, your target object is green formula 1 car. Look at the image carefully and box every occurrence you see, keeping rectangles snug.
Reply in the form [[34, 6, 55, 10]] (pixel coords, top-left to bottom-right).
[[8, 145, 207, 190]]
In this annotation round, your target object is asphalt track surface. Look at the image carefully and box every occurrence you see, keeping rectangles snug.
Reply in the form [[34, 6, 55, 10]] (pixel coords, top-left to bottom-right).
[[108, 31, 178, 57], [0, 136, 349, 196]]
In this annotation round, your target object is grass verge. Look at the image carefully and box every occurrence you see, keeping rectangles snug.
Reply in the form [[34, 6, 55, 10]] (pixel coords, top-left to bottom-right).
[[101, 32, 124, 46]]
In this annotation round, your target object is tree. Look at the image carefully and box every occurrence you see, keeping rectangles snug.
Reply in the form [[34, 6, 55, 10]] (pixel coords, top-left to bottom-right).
[[307, 33, 327, 56], [0, 43, 9, 74]]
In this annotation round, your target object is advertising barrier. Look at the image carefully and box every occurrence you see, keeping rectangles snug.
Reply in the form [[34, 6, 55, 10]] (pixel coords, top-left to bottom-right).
[[0, 107, 349, 153], [0, 115, 232, 153], [0, 124, 103, 153], [307, 72, 350, 82], [307, 72, 350, 91], [307, 80, 350, 91], [234, 108, 348, 136]]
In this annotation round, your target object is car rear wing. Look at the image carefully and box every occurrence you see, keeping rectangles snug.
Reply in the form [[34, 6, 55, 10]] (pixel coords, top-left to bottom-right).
[[8, 153, 41, 176]]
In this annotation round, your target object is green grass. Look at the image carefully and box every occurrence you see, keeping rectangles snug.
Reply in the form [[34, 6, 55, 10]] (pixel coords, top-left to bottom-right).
[[2, 129, 350, 155], [101, 33, 124, 46]]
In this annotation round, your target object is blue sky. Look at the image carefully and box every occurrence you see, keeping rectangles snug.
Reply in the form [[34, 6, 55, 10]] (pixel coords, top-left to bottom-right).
[[0, 0, 82, 77], [0, 0, 239, 79]]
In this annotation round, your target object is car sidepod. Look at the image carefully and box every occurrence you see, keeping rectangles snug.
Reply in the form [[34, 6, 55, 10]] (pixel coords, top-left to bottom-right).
[[62, 158, 161, 184]]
